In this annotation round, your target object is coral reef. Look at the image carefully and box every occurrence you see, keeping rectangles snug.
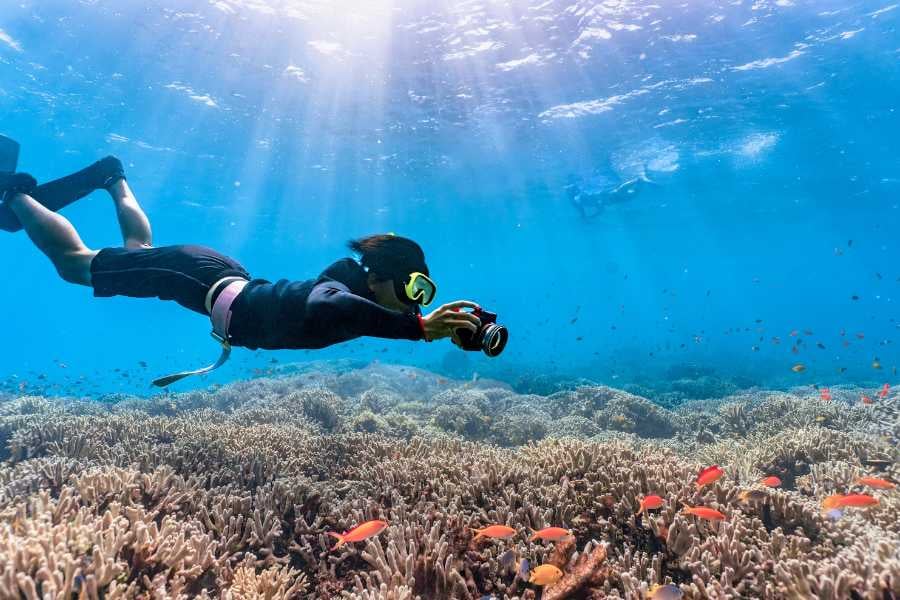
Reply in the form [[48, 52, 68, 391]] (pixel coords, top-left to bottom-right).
[[0, 363, 897, 599]]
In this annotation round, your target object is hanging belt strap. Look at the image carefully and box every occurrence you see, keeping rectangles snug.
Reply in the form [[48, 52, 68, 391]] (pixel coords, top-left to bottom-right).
[[152, 277, 249, 388]]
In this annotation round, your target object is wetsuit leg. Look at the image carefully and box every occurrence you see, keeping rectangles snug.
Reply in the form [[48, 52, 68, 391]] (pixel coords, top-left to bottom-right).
[[90, 245, 250, 315], [33, 156, 125, 211], [0, 156, 125, 232]]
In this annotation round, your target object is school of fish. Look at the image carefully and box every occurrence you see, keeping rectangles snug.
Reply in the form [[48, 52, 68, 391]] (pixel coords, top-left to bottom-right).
[[326, 461, 896, 595]]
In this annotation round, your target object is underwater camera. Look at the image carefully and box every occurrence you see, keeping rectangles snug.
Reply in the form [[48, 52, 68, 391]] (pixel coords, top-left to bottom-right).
[[456, 308, 508, 357]]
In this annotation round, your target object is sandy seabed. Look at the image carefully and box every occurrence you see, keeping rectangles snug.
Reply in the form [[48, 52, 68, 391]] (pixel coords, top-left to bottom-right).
[[0, 362, 897, 599]]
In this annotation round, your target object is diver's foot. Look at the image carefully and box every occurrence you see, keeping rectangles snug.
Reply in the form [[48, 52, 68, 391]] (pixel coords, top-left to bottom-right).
[[89, 155, 126, 190], [0, 172, 38, 197], [0, 172, 37, 232]]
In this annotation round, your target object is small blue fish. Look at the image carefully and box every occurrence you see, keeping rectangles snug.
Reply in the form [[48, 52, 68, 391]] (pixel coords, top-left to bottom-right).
[[517, 558, 530, 581], [499, 549, 516, 569], [825, 508, 843, 521]]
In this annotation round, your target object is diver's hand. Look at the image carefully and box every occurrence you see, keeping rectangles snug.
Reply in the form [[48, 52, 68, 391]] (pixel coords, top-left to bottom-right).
[[421, 300, 481, 344]]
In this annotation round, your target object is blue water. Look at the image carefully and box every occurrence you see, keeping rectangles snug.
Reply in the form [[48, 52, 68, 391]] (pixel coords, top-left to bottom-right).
[[1, 0, 898, 398]]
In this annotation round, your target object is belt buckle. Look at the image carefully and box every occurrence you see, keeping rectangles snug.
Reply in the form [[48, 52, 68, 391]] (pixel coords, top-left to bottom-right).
[[211, 330, 230, 348]]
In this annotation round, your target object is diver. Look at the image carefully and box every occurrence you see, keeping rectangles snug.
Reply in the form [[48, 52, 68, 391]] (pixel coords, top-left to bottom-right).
[[564, 175, 653, 221], [0, 137, 506, 386]]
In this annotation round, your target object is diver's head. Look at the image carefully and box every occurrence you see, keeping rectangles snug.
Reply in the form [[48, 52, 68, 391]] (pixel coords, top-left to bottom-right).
[[348, 233, 434, 312]]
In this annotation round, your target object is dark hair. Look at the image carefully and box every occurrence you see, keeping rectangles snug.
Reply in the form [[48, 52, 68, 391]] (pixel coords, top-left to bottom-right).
[[348, 234, 429, 283]]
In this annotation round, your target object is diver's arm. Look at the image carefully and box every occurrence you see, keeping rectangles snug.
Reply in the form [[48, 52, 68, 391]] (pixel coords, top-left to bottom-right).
[[420, 301, 481, 344], [307, 284, 424, 340]]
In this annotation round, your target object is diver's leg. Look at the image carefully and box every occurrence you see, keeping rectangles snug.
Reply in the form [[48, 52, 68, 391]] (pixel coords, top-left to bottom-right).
[[0, 156, 129, 232], [6, 192, 96, 285], [107, 179, 152, 249], [30, 156, 126, 213], [37, 155, 152, 248]]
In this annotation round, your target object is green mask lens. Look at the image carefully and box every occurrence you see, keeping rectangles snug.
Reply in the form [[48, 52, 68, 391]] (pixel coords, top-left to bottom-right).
[[405, 272, 436, 307]]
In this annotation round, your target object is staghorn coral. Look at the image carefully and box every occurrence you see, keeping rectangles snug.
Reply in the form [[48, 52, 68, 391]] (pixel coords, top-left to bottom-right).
[[593, 390, 679, 438], [357, 388, 405, 415], [489, 407, 550, 447], [718, 400, 752, 436], [693, 425, 896, 488], [222, 555, 309, 599], [546, 415, 602, 439], [0, 365, 896, 599], [430, 388, 492, 440], [230, 387, 340, 432], [0, 472, 219, 599], [348, 410, 390, 434], [381, 412, 420, 440]]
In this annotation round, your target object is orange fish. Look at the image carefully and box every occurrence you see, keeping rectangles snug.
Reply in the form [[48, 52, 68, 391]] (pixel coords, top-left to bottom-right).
[[647, 584, 683, 600], [855, 477, 896, 490], [872, 359, 882, 370], [681, 504, 726, 521], [696, 465, 724, 489], [861, 395, 873, 405], [761, 476, 782, 488], [819, 388, 832, 401], [822, 494, 879, 512], [328, 520, 388, 550], [637, 495, 665, 515], [878, 383, 890, 399], [821, 495, 843, 511], [530, 527, 573, 542], [529, 564, 564, 586], [791, 364, 806, 373], [472, 525, 517, 541]]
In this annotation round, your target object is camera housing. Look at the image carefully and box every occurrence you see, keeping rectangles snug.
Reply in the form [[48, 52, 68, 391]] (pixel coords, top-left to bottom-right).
[[456, 307, 508, 357]]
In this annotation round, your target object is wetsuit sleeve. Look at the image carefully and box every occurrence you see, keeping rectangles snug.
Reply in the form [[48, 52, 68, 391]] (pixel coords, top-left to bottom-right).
[[307, 283, 424, 341]]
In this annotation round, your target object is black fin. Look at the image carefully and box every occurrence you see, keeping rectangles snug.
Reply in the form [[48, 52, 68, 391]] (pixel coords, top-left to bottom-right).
[[0, 135, 23, 231], [0, 135, 19, 173], [33, 155, 126, 213]]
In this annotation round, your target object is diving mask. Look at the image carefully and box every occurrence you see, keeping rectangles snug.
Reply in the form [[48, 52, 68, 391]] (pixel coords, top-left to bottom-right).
[[404, 271, 436, 306]]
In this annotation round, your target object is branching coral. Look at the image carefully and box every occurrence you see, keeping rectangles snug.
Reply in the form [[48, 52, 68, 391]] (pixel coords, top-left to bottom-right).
[[430, 388, 492, 440], [223, 556, 309, 599], [0, 367, 896, 599], [593, 390, 679, 438]]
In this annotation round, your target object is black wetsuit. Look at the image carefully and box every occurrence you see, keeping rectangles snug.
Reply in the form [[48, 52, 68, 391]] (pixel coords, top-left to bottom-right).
[[230, 256, 424, 349], [91, 246, 424, 350], [3, 157, 424, 349]]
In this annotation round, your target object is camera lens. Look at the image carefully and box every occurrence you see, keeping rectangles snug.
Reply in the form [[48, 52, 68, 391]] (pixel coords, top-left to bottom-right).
[[480, 324, 508, 357]]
